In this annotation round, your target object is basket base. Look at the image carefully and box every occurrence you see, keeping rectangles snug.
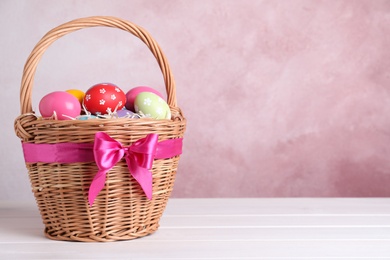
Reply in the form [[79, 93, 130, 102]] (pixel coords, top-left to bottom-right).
[[43, 223, 160, 242]]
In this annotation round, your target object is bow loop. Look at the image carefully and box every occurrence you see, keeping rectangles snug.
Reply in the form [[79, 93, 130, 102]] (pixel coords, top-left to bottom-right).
[[93, 132, 126, 170], [127, 134, 158, 170]]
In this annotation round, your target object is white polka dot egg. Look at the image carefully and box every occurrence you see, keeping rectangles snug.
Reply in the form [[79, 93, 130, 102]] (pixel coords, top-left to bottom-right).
[[134, 92, 171, 119], [83, 83, 126, 116]]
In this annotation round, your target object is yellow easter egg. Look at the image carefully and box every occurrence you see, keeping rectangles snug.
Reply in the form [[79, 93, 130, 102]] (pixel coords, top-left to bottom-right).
[[66, 89, 85, 104]]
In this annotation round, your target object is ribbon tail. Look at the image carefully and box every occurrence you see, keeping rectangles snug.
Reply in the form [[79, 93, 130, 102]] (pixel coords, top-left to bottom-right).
[[88, 170, 108, 206], [126, 157, 153, 200], [133, 167, 153, 200]]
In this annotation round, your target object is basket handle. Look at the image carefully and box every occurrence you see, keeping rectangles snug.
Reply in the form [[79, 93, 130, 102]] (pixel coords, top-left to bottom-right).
[[19, 16, 177, 114]]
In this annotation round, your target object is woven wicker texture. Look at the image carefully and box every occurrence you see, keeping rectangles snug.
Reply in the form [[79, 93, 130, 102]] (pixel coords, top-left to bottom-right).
[[14, 16, 186, 242]]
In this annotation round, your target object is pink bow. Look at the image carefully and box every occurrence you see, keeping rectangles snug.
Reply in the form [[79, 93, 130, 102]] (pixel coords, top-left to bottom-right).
[[89, 132, 158, 206]]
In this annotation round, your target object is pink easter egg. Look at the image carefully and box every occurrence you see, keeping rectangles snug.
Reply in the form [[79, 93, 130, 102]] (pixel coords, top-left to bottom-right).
[[125, 86, 164, 111], [39, 91, 81, 120]]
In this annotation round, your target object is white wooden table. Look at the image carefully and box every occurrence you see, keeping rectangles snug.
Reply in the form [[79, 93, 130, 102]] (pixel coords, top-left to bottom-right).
[[1, 198, 390, 259]]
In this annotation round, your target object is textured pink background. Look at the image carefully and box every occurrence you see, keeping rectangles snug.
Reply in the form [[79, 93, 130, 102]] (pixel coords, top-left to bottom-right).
[[1, 0, 390, 200], [173, 0, 390, 197]]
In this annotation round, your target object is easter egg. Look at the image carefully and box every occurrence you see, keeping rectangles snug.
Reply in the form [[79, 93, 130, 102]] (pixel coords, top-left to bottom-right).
[[116, 109, 137, 118], [66, 89, 85, 104], [39, 91, 81, 120], [134, 92, 171, 119], [83, 83, 126, 115], [77, 115, 97, 120], [125, 86, 164, 112]]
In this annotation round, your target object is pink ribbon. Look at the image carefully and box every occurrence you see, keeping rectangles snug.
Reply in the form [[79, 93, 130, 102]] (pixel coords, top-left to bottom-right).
[[22, 142, 95, 163], [22, 132, 183, 206]]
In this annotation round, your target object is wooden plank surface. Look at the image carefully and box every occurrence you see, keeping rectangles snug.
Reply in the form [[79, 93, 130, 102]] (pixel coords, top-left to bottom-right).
[[1, 198, 390, 259]]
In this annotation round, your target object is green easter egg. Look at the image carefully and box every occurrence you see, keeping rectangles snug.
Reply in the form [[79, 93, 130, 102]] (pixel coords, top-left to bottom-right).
[[134, 92, 171, 119]]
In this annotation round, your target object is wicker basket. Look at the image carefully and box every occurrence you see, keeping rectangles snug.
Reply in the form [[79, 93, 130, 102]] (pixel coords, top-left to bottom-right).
[[14, 16, 186, 242]]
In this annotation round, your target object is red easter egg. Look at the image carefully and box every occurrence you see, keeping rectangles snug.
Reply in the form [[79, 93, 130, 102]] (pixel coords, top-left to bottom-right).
[[83, 83, 126, 115]]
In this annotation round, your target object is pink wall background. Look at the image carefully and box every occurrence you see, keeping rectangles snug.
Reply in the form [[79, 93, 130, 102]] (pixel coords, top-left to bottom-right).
[[1, 0, 390, 200]]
